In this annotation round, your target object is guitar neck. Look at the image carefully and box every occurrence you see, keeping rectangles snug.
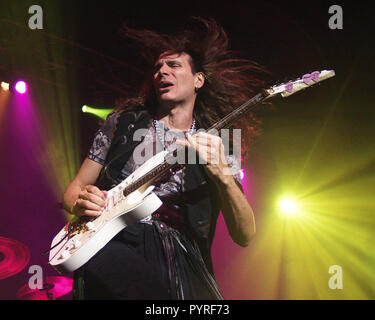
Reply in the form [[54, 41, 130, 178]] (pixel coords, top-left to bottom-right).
[[123, 158, 178, 196], [207, 91, 268, 133]]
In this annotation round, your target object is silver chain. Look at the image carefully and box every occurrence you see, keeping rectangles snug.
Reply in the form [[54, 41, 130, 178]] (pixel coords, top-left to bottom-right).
[[153, 119, 196, 151]]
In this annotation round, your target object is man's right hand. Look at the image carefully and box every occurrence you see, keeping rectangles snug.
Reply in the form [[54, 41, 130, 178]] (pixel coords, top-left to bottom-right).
[[71, 185, 108, 217]]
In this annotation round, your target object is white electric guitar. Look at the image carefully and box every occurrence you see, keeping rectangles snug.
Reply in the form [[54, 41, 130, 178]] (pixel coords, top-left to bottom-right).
[[48, 69, 335, 273]]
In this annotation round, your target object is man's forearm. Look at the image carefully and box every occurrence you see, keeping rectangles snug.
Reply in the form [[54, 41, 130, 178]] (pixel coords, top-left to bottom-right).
[[216, 175, 256, 247]]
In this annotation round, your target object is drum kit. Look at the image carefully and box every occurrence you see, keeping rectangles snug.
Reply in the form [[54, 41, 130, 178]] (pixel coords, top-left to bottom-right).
[[0, 236, 72, 300]]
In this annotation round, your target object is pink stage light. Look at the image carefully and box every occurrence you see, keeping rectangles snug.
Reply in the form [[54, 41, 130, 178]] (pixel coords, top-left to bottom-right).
[[239, 169, 245, 180], [14, 81, 27, 94]]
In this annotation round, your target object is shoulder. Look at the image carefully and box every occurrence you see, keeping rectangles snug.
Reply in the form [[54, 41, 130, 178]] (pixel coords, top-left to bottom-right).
[[114, 106, 153, 134], [114, 98, 152, 124]]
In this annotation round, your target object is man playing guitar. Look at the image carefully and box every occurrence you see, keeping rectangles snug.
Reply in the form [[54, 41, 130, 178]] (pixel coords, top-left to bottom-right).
[[62, 17, 257, 300]]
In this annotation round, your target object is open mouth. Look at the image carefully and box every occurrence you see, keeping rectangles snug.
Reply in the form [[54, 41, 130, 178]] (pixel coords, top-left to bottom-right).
[[159, 82, 174, 90]]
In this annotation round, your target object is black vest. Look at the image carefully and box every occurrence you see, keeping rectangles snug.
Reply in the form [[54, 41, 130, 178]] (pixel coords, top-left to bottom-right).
[[95, 108, 221, 274]]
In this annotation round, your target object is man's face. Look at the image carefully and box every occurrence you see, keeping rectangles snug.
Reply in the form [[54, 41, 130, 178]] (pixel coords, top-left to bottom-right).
[[153, 52, 202, 104]]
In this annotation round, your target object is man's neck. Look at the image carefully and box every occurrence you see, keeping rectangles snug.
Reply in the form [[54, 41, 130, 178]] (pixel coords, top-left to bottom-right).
[[156, 100, 195, 131]]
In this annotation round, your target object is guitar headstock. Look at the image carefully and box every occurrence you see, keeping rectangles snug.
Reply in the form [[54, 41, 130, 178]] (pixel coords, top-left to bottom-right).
[[265, 70, 335, 99]]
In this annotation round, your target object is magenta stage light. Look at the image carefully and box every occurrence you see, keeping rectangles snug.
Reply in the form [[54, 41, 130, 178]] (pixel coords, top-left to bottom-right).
[[239, 169, 245, 180], [14, 81, 28, 94]]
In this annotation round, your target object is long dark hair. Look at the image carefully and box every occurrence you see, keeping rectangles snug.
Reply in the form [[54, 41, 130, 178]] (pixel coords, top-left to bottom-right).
[[116, 17, 268, 158]]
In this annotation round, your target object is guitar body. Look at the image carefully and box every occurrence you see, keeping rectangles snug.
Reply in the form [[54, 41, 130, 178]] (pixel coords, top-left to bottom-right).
[[49, 151, 169, 274]]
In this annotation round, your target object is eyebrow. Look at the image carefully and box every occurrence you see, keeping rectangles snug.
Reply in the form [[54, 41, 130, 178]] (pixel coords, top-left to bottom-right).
[[154, 59, 182, 70]]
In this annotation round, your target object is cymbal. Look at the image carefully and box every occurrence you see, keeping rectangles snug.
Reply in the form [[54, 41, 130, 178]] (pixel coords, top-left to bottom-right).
[[0, 236, 30, 280], [17, 276, 73, 300]]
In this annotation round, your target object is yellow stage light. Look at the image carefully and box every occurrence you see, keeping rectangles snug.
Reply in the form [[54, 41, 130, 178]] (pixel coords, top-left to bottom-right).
[[1, 82, 10, 91], [278, 196, 300, 217], [81, 105, 113, 120]]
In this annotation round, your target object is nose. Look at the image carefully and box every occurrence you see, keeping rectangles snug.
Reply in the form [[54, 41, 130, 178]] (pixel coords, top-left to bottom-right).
[[158, 63, 170, 77]]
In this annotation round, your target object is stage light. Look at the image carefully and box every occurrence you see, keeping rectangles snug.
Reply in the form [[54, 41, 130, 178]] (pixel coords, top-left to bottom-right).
[[1, 82, 10, 91], [14, 81, 27, 94], [81, 105, 113, 120], [279, 196, 300, 217], [239, 169, 245, 180]]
